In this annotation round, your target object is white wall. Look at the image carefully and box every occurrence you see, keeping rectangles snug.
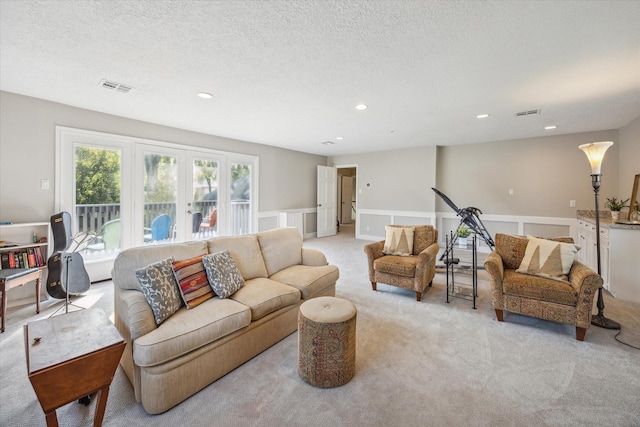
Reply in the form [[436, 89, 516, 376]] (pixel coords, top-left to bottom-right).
[[0, 91, 327, 226]]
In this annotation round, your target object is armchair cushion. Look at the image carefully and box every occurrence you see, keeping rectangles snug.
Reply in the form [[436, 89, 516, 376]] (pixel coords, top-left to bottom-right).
[[503, 270, 577, 306], [385, 224, 435, 255], [383, 226, 414, 256], [516, 236, 579, 282], [374, 256, 417, 278]]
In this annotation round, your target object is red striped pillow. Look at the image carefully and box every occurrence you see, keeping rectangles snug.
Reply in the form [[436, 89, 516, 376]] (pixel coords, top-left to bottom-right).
[[172, 255, 214, 309]]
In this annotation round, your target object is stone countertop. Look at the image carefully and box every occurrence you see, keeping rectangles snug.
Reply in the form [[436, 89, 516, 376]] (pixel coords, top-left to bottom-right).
[[577, 211, 640, 230]]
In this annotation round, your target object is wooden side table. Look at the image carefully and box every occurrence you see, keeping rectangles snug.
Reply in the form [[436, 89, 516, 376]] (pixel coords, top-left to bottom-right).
[[24, 308, 125, 427], [0, 268, 41, 333]]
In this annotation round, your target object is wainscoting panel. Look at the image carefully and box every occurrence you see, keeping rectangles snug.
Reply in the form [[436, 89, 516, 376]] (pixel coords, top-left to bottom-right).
[[359, 210, 578, 253]]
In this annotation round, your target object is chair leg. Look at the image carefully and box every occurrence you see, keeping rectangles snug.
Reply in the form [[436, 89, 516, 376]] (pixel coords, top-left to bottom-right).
[[495, 309, 504, 321], [371, 281, 377, 291], [416, 291, 422, 302], [576, 327, 586, 341]]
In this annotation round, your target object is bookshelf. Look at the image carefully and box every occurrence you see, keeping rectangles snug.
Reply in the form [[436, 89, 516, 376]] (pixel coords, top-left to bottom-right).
[[0, 222, 51, 307]]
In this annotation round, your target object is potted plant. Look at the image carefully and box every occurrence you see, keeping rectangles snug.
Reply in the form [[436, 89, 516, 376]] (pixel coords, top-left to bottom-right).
[[456, 224, 471, 247], [605, 197, 629, 222]]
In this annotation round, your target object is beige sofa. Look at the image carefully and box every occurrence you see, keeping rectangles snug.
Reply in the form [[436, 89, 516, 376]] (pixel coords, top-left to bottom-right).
[[112, 227, 339, 414]]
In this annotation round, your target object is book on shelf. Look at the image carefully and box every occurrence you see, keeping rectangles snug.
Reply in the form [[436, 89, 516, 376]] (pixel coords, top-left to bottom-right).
[[34, 246, 44, 267], [0, 247, 46, 269], [28, 248, 37, 268], [0, 252, 9, 269]]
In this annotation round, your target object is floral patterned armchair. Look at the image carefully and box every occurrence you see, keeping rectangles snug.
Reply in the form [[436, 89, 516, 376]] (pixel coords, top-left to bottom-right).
[[364, 225, 439, 301], [483, 233, 602, 341]]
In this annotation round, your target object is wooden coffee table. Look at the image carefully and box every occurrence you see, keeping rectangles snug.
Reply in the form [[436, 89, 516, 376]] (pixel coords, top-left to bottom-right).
[[0, 268, 41, 333], [24, 308, 125, 427]]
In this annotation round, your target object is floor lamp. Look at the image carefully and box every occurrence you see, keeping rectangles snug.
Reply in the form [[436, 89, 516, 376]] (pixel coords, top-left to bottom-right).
[[578, 141, 620, 330]]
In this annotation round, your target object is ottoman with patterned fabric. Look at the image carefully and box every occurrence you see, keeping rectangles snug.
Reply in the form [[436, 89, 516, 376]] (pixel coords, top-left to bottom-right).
[[298, 296, 356, 388]]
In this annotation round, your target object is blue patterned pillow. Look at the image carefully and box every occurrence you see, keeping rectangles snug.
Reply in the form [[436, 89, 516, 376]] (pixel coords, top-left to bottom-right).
[[135, 258, 183, 325], [203, 250, 245, 298]]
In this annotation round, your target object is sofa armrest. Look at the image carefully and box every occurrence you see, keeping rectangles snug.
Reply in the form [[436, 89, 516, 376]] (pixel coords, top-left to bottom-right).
[[363, 240, 385, 282], [301, 248, 328, 266], [116, 288, 157, 342]]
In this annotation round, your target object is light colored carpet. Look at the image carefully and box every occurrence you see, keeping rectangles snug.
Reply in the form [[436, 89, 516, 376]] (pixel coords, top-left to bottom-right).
[[1, 225, 639, 426]]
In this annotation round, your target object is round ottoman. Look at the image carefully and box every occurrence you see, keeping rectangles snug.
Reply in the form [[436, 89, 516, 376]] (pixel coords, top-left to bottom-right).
[[298, 296, 357, 388]]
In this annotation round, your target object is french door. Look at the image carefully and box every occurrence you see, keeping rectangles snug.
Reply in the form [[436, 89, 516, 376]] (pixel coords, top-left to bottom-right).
[[56, 127, 257, 279]]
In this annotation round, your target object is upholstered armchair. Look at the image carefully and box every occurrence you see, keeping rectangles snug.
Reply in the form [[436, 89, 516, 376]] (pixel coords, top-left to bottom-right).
[[483, 233, 602, 341], [364, 225, 439, 301]]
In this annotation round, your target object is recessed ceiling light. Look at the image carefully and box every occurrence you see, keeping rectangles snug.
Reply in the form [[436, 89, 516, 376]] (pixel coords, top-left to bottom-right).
[[197, 92, 213, 99], [545, 125, 557, 130], [476, 114, 490, 119], [336, 137, 344, 140], [321, 141, 335, 145], [355, 104, 368, 110]]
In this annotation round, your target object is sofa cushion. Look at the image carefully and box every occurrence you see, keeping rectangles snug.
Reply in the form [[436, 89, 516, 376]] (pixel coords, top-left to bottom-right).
[[257, 227, 303, 276], [172, 255, 214, 309], [374, 255, 417, 278], [207, 235, 268, 280], [135, 258, 183, 325], [230, 278, 301, 320], [115, 241, 209, 292], [268, 264, 340, 299], [203, 250, 245, 298], [383, 226, 415, 256], [503, 269, 578, 306], [133, 297, 251, 367], [516, 236, 579, 282]]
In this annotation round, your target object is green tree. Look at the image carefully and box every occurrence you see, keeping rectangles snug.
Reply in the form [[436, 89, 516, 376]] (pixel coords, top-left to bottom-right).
[[194, 160, 217, 193], [75, 147, 121, 204], [145, 154, 176, 202]]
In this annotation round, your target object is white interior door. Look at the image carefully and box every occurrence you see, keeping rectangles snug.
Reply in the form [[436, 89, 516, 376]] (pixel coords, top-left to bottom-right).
[[341, 176, 353, 224], [317, 166, 337, 238]]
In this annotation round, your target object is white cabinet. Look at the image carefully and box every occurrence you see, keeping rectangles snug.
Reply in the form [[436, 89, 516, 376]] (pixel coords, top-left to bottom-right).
[[576, 219, 609, 290], [278, 210, 304, 238], [0, 222, 51, 306]]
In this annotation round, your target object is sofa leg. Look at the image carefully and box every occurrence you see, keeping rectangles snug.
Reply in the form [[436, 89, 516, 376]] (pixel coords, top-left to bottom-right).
[[495, 309, 504, 322], [416, 291, 422, 302], [576, 327, 586, 341], [371, 281, 377, 291], [428, 280, 433, 287]]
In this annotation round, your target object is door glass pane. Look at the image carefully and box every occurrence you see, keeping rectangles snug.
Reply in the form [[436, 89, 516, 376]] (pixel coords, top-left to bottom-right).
[[144, 153, 177, 245], [75, 146, 122, 258], [192, 159, 219, 240], [230, 163, 251, 235]]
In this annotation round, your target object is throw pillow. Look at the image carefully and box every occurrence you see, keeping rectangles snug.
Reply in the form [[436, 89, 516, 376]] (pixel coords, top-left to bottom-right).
[[516, 236, 580, 282], [172, 255, 215, 309], [135, 258, 183, 325], [382, 226, 415, 256], [203, 250, 245, 298]]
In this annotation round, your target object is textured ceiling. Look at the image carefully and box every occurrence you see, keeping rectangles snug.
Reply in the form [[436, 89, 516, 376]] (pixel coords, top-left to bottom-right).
[[1, 0, 639, 156]]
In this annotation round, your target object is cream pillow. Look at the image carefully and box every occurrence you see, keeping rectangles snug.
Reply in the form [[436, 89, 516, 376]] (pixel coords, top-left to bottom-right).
[[516, 236, 580, 282], [382, 226, 415, 256]]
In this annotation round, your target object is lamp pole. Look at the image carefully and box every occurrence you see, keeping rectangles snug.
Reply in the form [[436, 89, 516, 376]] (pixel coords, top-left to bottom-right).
[[579, 141, 620, 330]]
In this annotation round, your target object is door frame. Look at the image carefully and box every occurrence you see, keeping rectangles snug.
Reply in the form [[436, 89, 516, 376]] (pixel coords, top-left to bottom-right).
[[335, 163, 358, 229]]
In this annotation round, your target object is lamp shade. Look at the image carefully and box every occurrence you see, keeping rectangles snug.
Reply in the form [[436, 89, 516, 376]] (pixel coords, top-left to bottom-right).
[[579, 141, 613, 175]]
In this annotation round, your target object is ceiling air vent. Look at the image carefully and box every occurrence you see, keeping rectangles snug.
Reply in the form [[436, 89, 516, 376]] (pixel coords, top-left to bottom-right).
[[515, 109, 540, 117], [99, 79, 133, 93]]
